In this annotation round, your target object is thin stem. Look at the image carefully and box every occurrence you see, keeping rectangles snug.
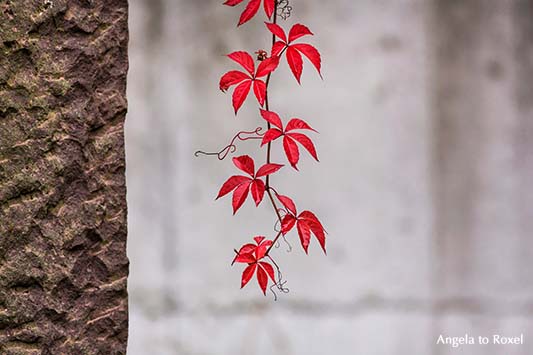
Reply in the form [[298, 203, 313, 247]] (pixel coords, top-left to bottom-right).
[[263, 1, 284, 256]]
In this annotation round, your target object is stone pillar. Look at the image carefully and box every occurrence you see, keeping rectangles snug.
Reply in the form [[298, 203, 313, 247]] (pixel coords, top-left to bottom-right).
[[0, 0, 129, 354]]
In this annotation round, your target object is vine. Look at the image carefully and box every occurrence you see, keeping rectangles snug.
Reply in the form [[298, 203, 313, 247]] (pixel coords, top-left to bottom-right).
[[198, 0, 326, 297]]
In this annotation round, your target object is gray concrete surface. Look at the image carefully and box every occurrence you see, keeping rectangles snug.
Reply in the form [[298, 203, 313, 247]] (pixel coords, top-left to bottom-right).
[[125, 0, 533, 354]]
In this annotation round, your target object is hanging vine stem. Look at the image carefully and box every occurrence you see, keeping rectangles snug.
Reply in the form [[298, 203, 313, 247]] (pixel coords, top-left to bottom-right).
[[262, 1, 288, 262], [194, 127, 265, 160]]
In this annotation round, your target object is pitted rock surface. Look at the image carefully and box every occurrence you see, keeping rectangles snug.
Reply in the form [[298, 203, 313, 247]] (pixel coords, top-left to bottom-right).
[[0, 0, 129, 354]]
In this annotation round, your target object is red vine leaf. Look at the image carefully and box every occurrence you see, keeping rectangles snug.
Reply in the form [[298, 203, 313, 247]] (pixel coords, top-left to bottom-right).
[[241, 263, 257, 288], [220, 53, 279, 114], [266, 23, 322, 83], [233, 155, 255, 176], [281, 214, 297, 235], [286, 46, 304, 83], [232, 80, 253, 115], [276, 194, 297, 215], [259, 110, 319, 169], [220, 70, 251, 91], [276, 193, 327, 254], [259, 261, 276, 282], [260, 109, 283, 129], [256, 163, 283, 177], [283, 136, 300, 170], [286, 132, 318, 161], [216, 155, 283, 213], [228, 51, 255, 75], [288, 24, 314, 42], [216, 175, 251, 199], [256, 56, 280, 77], [285, 118, 318, 132], [250, 179, 266, 206], [299, 211, 326, 253], [256, 265, 268, 294], [232, 183, 250, 213], [224, 0, 276, 26], [234, 237, 277, 294], [265, 22, 287, 42]]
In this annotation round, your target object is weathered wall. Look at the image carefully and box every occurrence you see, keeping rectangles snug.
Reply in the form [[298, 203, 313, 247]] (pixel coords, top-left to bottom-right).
[[126, 0, 533, 354], [0, 0, 129, 354]]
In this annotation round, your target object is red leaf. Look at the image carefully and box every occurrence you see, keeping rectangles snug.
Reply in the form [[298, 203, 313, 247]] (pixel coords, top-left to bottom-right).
[[250, 179, 265, 206], [232, 155, 255, 176], [263, 0, 276, 19], [288, 24, 313, 43], [232, 80, 252, 114], [255, 242, 271, 260], [254, 236, 266, 244], [259, 261, 276, 282], [272, 41, 286, 57], [224, 0, 245, 6], [299, 211, 323, 226], [239, 243, 256, 254], [254, 237, 272, 260], [228, 51, 255, 75], [285, 118, 317, 132], [292, 43, 322, 78], [296, 220, 311, 254], [253, 79, 267, 106], [216, 175, 252, 199], [256, 56, 280, 77], [238, 0, 261, 26], [235, 252, 256, 263], [276, 194, 297, 215], [259, 109, 283, 129], [232, 182, 250, 214], [256, 163, 283, 177], [232, 243, 257, 265], [241, 263, 257, 288], [265, 22, 287, 42], [299, 211, 327, 253], [286, 46, 303, 84], [261, 128, 283, 146], [283, 136, 300, 169], [219, 70, 250, 91], [286, 132, 318, 161], [281, 214, 297, 235], [256, 264, 268, 295]]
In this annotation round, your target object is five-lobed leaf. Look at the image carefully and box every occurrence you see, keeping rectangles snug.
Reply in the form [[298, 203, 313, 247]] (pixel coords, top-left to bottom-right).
[[224, 0, 275, 26], [265, 22, 322, 83], [219, 53, 279, 114], [234, 236, 277, 294], [216, 155, 284, 213], [275, 193, 327, 254], [259, 110, 319, 169]]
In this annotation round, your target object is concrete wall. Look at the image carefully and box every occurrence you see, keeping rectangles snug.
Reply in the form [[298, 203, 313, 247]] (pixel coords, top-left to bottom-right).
[[125, 0, 533, 354]]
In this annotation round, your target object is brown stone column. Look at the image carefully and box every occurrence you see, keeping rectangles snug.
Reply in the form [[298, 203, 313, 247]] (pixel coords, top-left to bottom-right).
[[0, 0, 129, 354]]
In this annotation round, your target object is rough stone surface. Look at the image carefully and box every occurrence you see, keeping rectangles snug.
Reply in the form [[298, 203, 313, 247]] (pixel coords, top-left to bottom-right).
[[0, 0, 129, 354], [127, 0, 533, 354]]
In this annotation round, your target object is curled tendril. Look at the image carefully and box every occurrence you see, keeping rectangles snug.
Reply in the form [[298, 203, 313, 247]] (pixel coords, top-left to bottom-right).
[[194, 127, 264, 160], [276, 0, 292, 20], [281, 233, 292, 252], [274, 219, 281, 233], [273, 217, 292, 252], [268, 256, 290, 301]]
